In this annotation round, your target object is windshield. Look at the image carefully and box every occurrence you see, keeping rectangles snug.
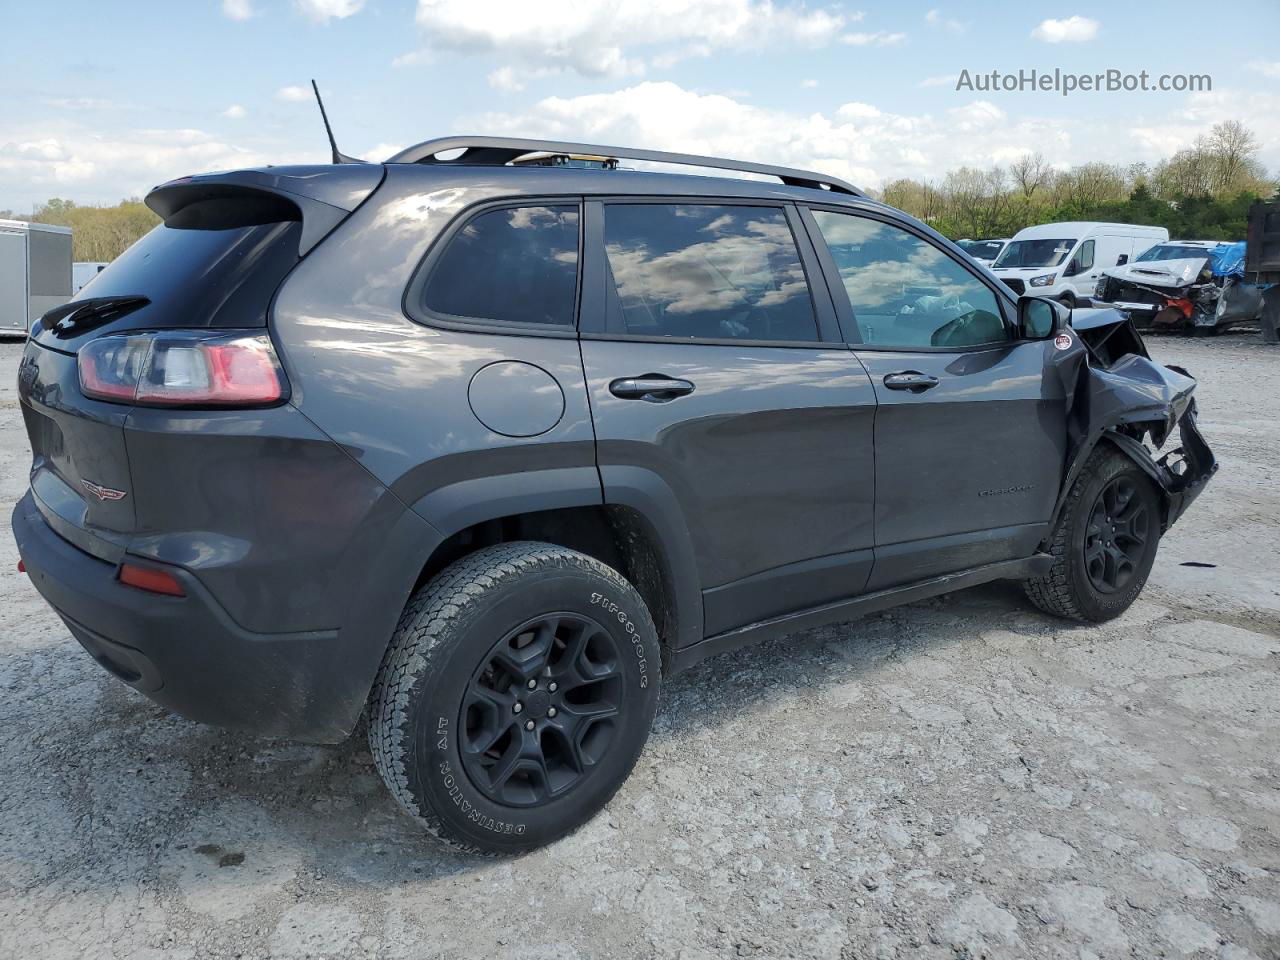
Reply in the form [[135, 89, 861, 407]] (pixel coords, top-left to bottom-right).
[[993, 238, 1076, 268], [960, 240, 1004, 260], [1135, 244, 1212, 263]]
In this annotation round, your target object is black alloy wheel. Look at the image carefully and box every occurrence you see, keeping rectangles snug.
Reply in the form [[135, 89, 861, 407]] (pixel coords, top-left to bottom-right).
[[460, 613, 623, 806], [1083, 475, 1152, 594]]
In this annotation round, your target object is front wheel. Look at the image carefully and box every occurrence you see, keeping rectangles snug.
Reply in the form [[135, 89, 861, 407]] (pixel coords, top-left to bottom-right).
[[367, 542, 661, 854], [1024, 448, 1162, 621]]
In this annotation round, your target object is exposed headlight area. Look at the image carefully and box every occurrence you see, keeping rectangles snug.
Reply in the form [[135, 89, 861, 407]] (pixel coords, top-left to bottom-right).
[[1029, 273, 1057, 287], [78, 330, 289, 407]]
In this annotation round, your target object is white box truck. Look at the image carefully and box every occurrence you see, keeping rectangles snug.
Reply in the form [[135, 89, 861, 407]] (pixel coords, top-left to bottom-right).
[[0, 219, 73, 335], [990, 221, 1167, 307]]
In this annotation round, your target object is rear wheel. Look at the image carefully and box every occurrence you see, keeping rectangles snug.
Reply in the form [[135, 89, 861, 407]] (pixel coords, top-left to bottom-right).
[[367, 542, 660, 853], [1024, 448, 1162, 621]]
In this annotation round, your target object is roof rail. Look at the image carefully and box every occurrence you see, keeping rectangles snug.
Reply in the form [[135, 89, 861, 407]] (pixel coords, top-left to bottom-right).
[[385, 136, 863, 196]]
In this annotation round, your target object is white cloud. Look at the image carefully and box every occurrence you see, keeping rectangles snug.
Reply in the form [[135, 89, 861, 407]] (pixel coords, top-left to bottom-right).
[[405, 0, 864, 78], [1127, 88, 1280, 166], [918, 74, 957, 88], [470, 81, 1074, 192], [294, 0, 365, 23], [801, 78, 819, 88], [925, 8, 966, 34], [0, 125, 284, 208], [488, 67, 527, 92], [276, 85, 311, 102], [222, 0, 255, 20], [841, 31, 906, 47], [1246, 60, 1280, 79], [836, 102, 881, 120], [358, 142, 407, 162], [1031, 16, 1098, 43], [222, 104, 247, 119]]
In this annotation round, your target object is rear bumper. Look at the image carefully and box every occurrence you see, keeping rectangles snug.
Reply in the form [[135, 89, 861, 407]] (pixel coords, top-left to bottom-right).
[[12, 492, 368, 742]]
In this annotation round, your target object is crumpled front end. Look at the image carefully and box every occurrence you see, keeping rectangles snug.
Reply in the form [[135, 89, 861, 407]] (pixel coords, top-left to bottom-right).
[[1050, 308, 1217, 534]]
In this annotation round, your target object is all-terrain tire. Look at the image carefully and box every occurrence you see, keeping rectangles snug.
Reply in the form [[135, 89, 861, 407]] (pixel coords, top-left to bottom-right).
[[1024, 447, 1162, 622], [367, 542, 661, 854]]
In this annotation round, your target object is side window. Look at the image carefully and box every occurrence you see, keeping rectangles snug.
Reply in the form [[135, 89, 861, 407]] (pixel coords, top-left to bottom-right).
[[1076, 238, 1096, 272], [422, 204, 579, 326], [602, 203, 818, 342], [810, 210, 1008, 348]]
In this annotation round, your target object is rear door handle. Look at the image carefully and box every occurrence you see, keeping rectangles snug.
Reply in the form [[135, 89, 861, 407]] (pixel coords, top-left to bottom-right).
[[609, 376, 696, 402], [882, 371, 939, 393]]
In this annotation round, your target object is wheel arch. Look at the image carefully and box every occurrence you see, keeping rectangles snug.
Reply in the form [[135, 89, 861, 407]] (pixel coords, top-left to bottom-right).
[[409, 465, 703, 667], [1044, 423, 1192, 544]]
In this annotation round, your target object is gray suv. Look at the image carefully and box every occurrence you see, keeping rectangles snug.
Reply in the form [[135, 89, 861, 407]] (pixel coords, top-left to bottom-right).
[[13, 137, 1216, 852]]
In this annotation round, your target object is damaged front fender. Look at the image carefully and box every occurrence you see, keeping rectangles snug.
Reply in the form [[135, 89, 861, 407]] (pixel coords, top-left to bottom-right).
[[1046, 308, 1218, 538]]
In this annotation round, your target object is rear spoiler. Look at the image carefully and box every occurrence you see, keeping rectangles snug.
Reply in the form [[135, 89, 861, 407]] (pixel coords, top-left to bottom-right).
[[146, 164, 385, 256]]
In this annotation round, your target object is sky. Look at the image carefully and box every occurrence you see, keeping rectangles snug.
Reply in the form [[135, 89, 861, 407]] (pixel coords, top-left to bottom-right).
[[1, 0, 1278, 212]]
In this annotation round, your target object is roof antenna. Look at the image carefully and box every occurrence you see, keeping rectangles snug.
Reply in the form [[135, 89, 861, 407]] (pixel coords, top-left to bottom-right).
[[311, 79, 360, 164]]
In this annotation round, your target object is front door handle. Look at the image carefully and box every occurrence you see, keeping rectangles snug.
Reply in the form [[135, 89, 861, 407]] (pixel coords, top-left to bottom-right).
[[609, 376, 696, 402], [883, 371, 939, 393]]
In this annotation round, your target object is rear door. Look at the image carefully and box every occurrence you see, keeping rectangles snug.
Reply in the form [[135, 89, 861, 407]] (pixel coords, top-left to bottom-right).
[[579, 199, 877, 637], [803, 206, 1066, 589]]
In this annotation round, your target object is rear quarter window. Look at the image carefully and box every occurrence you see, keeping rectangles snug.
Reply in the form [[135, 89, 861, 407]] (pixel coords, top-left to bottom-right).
[[420, 204, 580, 328]]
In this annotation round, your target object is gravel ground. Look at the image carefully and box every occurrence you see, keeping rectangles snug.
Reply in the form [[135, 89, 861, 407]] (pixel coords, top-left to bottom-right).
[[1, 334, 1278, 960]]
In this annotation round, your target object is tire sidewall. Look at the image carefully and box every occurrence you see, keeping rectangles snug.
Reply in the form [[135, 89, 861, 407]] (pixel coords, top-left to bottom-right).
[[1066, 455, 1161, 620], [403, 563, 659, 852]]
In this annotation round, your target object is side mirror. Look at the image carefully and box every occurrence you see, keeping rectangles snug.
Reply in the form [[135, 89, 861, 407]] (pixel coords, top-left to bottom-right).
[[1017, 295, 1069, 339], [1062, 259, 1080, 277], [1116, 254, 1129, 266]]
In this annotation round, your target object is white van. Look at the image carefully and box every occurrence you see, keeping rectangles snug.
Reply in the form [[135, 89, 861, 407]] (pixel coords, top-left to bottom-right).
[[990, 222, 1168, 306]]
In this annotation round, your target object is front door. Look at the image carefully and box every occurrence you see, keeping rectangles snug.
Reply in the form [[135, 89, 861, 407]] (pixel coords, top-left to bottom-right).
[[803, 207, 1068, 590], [578, 199, 878, 637]]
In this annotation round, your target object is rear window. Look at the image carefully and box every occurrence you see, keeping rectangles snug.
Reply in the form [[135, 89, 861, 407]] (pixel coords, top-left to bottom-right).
[[421, 204, 580, 327], [75, 199, 302, 329]]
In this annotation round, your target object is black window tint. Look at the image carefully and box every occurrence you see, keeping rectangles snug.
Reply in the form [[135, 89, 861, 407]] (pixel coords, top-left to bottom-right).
[[603, 204, 817, 342], [424, 205, 579, 326], [811, 211, 1008, 349]]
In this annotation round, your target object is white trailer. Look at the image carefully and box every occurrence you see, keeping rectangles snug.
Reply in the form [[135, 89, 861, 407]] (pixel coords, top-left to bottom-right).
[[0, 219, 73, 335]]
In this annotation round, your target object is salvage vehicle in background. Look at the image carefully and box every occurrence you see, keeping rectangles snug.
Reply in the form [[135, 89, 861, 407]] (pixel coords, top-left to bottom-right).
[[13, 137, 1217, 853], [991, 221, 1167, 308], [1094, 241, 1263, 334]]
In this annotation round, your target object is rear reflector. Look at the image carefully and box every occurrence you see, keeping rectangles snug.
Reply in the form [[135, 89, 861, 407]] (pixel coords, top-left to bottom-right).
[[17, 560, 25, 573], [119, 562, 186, 597], [79, 331, 288, 408]]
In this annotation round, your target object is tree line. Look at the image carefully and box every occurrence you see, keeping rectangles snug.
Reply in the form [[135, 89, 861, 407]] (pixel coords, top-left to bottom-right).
[[879, 121, 1277, 242], [0, 197, 159, 262], [3, 121, 1275, 261]]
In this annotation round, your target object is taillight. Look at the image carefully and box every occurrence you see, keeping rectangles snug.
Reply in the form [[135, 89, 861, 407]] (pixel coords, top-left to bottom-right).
[[78, 331, 288, 407]]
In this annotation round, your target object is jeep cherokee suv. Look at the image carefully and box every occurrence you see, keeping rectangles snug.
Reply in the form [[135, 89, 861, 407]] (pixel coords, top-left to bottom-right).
[[13, 137, 1216, 853]]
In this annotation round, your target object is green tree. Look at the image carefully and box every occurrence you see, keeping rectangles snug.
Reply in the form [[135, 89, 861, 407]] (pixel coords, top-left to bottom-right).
[[29, 198, 159, 261]]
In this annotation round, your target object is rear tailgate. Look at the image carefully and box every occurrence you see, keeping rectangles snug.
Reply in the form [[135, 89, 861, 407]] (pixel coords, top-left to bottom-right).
[[19, 340, 134, 561], [18, 163, 384, 557]]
